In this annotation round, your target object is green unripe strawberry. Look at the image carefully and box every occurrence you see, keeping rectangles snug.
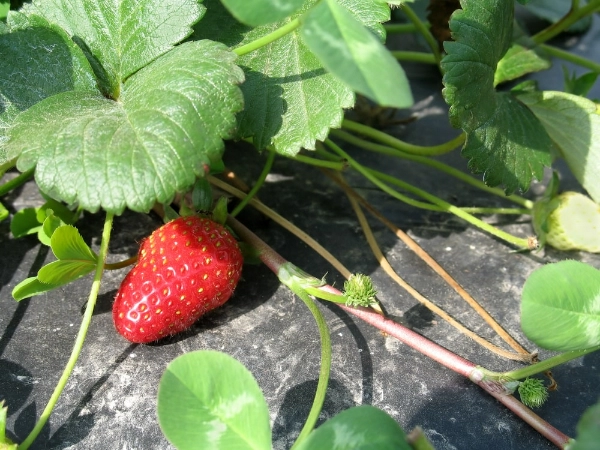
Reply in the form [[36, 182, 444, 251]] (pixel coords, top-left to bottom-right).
[[113, 216, 243, 343], [533, 191, 600, 253]]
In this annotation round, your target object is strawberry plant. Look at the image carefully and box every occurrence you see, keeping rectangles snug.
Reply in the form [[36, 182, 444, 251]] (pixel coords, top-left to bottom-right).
[[1, 0, 600, 449]]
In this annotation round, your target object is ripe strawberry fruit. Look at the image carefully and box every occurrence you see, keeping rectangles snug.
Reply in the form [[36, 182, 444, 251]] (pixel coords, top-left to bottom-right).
[[113, 216, 243, 343]]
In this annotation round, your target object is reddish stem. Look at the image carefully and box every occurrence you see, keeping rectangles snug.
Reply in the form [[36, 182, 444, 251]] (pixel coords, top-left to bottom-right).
[[226, 215, 572, 448]]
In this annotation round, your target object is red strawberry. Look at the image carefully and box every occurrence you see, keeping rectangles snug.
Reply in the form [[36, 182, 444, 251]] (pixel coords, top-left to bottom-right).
[[113, 216, 243, 343]]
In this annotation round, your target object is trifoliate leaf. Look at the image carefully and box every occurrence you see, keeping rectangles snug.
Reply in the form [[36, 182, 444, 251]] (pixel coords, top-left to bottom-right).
[[300, 0, 412, 109], [571, 399, 600, 450], [221, 0, 304, 26], [0, 12, 97, 154], [563, 68, 599, 98], [37, 260, 96, 285], [441, 0, 553, 194], [26, 0, 204, 98], [5, 41, 245, 214], [196, 0, 390, 156], [517, 91, 600, 203], [10, 208, 43, 238]]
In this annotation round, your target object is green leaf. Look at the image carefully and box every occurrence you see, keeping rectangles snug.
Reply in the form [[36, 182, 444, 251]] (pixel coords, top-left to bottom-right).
[[0, 2, 10, 21], [521, 260, 600, 351], [196, 0, 390, 155], [50, 225, 97, 262], [158, 350, 272, 450], [295, 406, 410, 450], [441, 0, 553, 194], [37, 259, 96, 285], [0, 12, 97, 152], [300, 0, 412, 109], [517, 90, 600, 203], [563, 67, 599, 98], [571, 399, 600, 450], [221, 0, 304, 26], [5, 41, 244, 214], [494, 24, 550, 85], [10, 207, 42, 238], [12, 276, 63, 301], [26, 0, 204, 97], [39, 211, 66, 246]]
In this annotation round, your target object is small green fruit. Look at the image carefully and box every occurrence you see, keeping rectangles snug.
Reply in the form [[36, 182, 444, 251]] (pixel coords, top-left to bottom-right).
[[533, 191, 600, 253]]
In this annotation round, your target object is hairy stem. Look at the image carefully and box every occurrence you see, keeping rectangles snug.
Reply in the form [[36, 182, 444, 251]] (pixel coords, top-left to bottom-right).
[[391, 51, 437, 65], [399, 3, 441, 65], [342, 119, 465, 156], [540, 44, 600, 72], [329, 129, 533, 209], [231, 150, 276, 217], [325, 140, 535, 250], [234, 18, 301, 56], [0, 168, 35, 197], [19, 212, 114, 450], [532, 0, 600, 44]]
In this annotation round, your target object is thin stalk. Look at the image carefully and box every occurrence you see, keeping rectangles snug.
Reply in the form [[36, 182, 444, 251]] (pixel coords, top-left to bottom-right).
[[540, 44, 600, 72], [104, 255, 138, 270], [484, 345, 600, 381], [399, 3, 441, 65], [460, 207, 530, 215], [325, 139, 535, 250], [330, 129, 533, 209], [342, 119, 465, 157], [18, 212, 114, 450], [384, 22, 421, 34], [281, 150, 348, 171], [532, 0, 600, 44], [289, 286, 332, 449], [391, 51, 437, 65], [0, 168, 35, 196], [327, 170, 533, 361], [226, 211, 571, 448], [234, 18, 301, 56], [231, 150, 276, 217]]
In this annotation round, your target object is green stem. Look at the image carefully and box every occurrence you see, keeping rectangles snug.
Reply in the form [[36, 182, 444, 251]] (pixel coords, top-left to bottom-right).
[[0, 202, 8, 222], [104, 255, 137, 270], [532, 0, 600, 44], [0, 168, 34, 197], [460, 207, 530, 215], [18, 212, 114, 450], [234, 18, 301, 56], [283, 288, 332, 449], [325, 140, 534, 249], [231, 150, 276, 217], [390, 51, 437, 65], [384, 22, 421, 34], [304, 286, 346, 303], [330, 129, 533, 209], [342, 119, 465, 157], [540, 44, 600, 73], [399, 4, 441, 65], [280, 149, 348, 171], [485, 345, 600, 381]]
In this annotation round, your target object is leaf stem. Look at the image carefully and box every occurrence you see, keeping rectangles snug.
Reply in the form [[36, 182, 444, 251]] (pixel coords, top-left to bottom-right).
[[104, 255, 137, 270], [288, 286, 331, 449], [234, 18, 301, 57], [0, 168, 35, 197], [390, 51, 437, 65], [18, 212, 114, 450], [539, 44, 600, 73], [399, 4, 441, 65], [342, 119, 465, 156], [459, 207, 530, 215], [384, 22, 421, 34], [483, 345, 600, 381], [272, 148, 348, 171], [325, 140, 535, 250], [532, 0, 600, 44], [231, 150, 276, 217], [330, 129, 533, 209]]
